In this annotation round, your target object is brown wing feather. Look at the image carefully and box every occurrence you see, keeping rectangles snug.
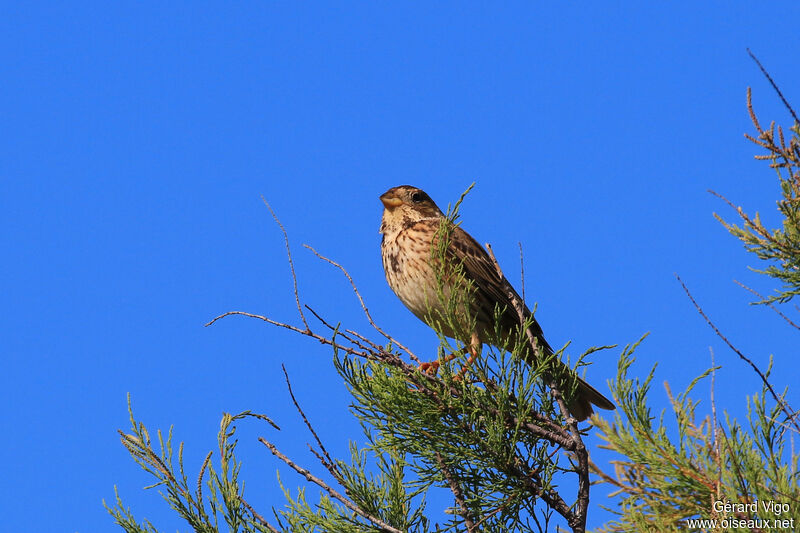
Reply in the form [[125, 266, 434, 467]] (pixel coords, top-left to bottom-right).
[[446, 225, 554, 355], [417, 218, 613, 420]]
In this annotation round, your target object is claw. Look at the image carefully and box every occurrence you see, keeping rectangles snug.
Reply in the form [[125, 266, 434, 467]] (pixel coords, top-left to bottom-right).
[[456, 333, 481, 379], [419, 360, 440, 375]]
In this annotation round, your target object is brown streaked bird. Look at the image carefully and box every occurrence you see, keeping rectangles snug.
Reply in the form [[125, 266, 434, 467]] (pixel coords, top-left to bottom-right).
[[379, 185, 615, 421]]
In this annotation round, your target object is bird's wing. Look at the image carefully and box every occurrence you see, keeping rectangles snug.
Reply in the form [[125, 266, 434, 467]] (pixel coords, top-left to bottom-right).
[[446, 224, 554, 354]]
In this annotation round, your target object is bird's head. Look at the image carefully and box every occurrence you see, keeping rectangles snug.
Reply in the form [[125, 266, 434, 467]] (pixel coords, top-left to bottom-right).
[[379, 186, 444, 234]]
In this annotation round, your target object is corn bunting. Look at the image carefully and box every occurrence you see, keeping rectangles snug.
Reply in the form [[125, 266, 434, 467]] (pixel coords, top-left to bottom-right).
[[379, 185, 615, 421]]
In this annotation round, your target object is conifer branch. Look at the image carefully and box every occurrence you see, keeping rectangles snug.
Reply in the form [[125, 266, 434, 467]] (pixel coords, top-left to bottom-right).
[[258, 438, 404, 533], [436, 452, 478, 532], [304, 243, 421, 363]]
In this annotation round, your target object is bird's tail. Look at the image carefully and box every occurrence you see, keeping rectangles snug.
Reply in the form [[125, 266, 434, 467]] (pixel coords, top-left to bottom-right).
[[566, 376, 616, 422], [517, 322, 615, 421]]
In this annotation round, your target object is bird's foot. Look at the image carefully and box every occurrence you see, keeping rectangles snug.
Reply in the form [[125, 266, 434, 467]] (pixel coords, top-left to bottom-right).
[[454, 351, 478, 380], [418, 360, 440, 375]]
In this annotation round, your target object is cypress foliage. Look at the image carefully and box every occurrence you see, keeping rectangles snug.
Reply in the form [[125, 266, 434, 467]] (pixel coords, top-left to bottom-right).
[[593, 83, 800, 531]]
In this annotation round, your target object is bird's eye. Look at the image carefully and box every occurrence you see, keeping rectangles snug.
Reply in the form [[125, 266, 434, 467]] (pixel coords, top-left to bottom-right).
[[410, 191, 425, 203]]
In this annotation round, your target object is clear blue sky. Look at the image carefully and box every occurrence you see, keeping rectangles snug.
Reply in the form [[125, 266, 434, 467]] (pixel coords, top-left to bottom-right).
[[3, 3, 799, 531]]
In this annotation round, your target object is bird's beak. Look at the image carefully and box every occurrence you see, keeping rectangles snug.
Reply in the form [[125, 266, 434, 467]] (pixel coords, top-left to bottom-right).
[[380, 193, 403, 209]]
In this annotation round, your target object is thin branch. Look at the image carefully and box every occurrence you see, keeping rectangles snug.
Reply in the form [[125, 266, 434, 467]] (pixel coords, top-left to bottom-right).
[[588, 459, 639, 495], [747, 48, 799, 125], [471, 499, 511, 530], [435, 452, 477, 532], [303, 304, 382, 355], [259, 438, 403, 533], [303, 244, 421, 364], [734, 279, 800, 330], [302, 305, 368, 350], [506, 456, 578, 528], [204, 310, 373, 361], [676, 274, 800, 434], [709, 189, 777, 245], [239, 494, 280, 533], [261, 196, 310, 332], [345, 327, 385, 352], [282, 364, 339, 477]]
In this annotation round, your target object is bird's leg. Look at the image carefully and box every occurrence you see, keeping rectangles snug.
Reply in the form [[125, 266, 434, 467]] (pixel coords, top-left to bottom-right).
[[419, 347, 467, 375], [455, 332, 482, 379]]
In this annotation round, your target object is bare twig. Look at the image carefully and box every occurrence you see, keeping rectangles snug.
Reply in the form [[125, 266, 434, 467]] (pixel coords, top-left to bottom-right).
[[205, 310, 374, 361], [709, 189, 777, 245], [435, 452, 477, 532], [747, 49, 799, 125], [239, 495, 280, 533], [345, 327, 385, 352], [303, 244, 421, 364], [676, 274, 799, 434], [282, 365, 339, 477], [302, 305, 359, 343], [259, 438, 403, 533], [261, 196, 309, 332], [734, 279, 800, 330], [300, 304, 383, 357]]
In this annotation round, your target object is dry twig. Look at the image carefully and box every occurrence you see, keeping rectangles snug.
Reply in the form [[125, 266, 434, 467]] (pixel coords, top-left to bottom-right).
[[261, 196, 309, 332], [240, 495, 280, 533], [734, 279, 800, 331], [676, 274, 799, 434], [747, 49, 799, 125], [259, 438, 403, 533], [281, 364, 339, 477], [304, 244, 421, 363]]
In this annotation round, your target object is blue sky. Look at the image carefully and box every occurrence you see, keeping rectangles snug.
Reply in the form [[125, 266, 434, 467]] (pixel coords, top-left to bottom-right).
[[2, 3, 799, 531]]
